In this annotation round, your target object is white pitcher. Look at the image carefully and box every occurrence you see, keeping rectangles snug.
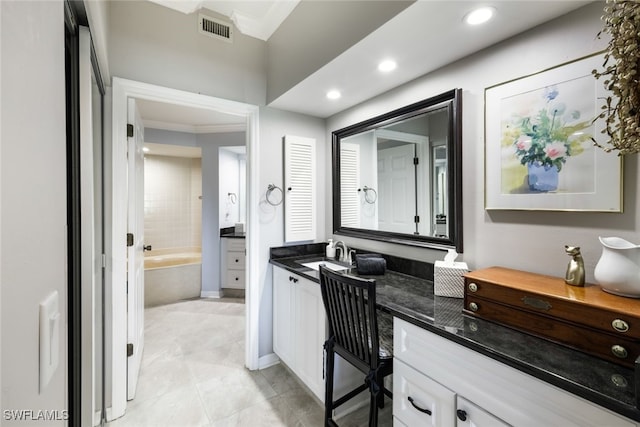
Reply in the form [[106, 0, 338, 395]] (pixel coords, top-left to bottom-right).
[[594, 237, 640, 298]]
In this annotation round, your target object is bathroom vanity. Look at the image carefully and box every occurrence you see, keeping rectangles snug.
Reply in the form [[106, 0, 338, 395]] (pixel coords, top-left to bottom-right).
[[269, 244, 640, 426], [220, 228, 246, 291]]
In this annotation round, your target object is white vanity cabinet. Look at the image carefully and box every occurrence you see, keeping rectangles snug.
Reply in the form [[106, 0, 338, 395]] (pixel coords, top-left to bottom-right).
[[273, 266, 326, 400], [272, 265, 364, 408], [393, 317, 637, 427], [221, 237, 245, 289]]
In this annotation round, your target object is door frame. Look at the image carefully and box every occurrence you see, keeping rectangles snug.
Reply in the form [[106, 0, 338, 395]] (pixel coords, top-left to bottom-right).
[[109, 77, 260, 419]]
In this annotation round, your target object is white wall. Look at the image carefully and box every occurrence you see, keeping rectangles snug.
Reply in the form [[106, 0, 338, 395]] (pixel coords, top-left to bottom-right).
[[1, 1, 67, 425], [108, 1, 266, 106], [326, 3, 629, 283], [257, 106, 326, 357]]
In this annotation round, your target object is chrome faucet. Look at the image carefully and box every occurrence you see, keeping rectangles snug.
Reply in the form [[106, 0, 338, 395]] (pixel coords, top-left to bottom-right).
[[334, 241, 355, 264]]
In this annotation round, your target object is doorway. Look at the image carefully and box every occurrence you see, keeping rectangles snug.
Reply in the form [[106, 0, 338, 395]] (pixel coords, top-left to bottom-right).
[[108, 78, 259, 420]]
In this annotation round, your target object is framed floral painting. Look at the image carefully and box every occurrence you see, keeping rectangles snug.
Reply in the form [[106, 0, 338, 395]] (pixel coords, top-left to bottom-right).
[[484, 53, 623, 212]]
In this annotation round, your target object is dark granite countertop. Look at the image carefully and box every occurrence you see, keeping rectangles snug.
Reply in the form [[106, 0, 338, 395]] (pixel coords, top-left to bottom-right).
[[269, 247, 640, 422], [220, 226, 245, 238]]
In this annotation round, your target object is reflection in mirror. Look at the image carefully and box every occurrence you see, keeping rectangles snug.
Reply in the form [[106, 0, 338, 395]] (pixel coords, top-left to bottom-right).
[[333, 89, 462, 252]]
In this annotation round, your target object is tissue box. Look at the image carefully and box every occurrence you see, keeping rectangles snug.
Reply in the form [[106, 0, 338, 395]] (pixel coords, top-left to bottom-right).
[[434, 260, 468, 298]]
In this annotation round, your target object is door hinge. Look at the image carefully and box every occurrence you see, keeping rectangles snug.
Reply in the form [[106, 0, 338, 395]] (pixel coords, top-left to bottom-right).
[[413, 157, 419, 165], [101, 253, 106, 269], [127, 233, 134, 247], [127, 124, 134, 138], [414, 215, 420, 223], [127, 343, 134, 357]]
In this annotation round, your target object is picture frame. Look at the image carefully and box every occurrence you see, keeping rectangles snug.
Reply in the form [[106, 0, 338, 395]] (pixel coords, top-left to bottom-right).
[[484, 53, 623, 212]]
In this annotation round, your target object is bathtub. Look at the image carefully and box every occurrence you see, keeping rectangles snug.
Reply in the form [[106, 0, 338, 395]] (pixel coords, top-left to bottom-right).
[[144, 248, 202, 307]]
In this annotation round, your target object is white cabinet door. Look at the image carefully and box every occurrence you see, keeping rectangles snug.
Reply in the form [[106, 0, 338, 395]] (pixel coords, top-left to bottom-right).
[[456, 397, 510, 427], [294, 275, 327, 400], [283, 135, 316, 242], [273, 267, 295, 367], [394, 359, 456, 427]]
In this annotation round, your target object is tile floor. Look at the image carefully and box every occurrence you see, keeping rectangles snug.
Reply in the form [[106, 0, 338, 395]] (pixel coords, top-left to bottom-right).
[[106, 298, 392, 427]]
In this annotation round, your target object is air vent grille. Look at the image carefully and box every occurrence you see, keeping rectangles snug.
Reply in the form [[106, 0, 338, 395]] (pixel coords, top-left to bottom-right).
[[198, 14, 233, 43]]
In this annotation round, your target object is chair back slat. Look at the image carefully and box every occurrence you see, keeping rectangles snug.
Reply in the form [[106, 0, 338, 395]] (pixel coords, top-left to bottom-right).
[[319, 266, 379, 369]]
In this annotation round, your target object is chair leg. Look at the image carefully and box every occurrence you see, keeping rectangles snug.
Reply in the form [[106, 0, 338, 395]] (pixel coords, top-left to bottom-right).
[[324, 342, 335, 427], [376, 372, 385, 409], [369, 386, 379, 427]]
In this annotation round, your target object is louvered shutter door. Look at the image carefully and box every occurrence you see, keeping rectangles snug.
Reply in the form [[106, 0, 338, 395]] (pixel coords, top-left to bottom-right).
[[284, 135, 316, 242], [340, 143, 360, 227]]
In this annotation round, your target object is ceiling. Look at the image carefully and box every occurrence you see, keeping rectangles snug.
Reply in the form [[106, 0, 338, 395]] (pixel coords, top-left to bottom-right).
[[141, 0, 594, 129]]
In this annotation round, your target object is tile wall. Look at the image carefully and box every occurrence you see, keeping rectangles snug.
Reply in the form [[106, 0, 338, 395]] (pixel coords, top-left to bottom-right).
[[144, 155, 202, 250]]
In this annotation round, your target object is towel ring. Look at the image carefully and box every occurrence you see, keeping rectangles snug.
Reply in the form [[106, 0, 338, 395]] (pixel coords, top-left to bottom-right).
[[358, 186, 377, 204], [266, 184, 283, 206], [228, 192, 237, 204]]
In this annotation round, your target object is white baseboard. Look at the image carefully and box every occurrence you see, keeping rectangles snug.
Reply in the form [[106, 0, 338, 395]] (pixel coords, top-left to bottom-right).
[[200, 291, 222, 299], [258, 353, 280, 369]]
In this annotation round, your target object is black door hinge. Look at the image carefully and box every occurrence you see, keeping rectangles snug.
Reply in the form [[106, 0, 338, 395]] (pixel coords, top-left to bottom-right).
[[127, 233, 134, 247], [413, 157, 419, 165], [127, 124, 134, 138], [127, 343, 134, 357], [414, 215, 420, 223]]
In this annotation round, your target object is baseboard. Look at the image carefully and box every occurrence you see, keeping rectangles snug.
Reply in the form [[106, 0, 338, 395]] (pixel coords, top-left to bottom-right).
[[200, 291, 222, 299], [258, 353, 280, 369]]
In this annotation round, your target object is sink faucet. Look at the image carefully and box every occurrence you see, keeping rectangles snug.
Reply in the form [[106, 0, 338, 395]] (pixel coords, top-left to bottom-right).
[[333, 241, 355, 264]]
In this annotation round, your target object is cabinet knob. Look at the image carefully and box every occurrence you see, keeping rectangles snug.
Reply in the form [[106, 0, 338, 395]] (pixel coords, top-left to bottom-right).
[[612, 319, 629, 333], [235, 259, 239, 263], [289, 276, 298, 283], [456, 409, 467, 421], [468, 302, 479, 312], [468, 282, 478, 292], [611, 344, 628, 359]]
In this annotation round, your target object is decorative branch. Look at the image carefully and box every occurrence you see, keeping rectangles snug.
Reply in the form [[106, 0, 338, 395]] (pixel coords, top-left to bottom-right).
[[592, 0, 640, 155]]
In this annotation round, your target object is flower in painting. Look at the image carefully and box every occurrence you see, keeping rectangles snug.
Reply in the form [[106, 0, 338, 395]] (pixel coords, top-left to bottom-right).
[[544, 141, 568, 160], [508, 86, 592, 172]]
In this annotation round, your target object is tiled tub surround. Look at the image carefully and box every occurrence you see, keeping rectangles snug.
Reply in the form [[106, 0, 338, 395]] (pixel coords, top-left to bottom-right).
[[269, 244, 640, 423]]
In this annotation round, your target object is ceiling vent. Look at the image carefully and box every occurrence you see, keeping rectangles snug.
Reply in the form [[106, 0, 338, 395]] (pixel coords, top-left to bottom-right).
[[198, 14, 233, 43]]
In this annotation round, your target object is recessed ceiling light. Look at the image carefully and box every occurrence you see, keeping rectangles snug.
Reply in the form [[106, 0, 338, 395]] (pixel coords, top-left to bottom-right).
[[464, 7, 495, 25], [326, 90, 341, 100], [378, 59, 397, 73]]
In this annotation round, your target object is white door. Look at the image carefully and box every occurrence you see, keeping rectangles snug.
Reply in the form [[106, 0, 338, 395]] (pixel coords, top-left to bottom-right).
[[126, 98, 145, 400], [377, 143, 417, 234]]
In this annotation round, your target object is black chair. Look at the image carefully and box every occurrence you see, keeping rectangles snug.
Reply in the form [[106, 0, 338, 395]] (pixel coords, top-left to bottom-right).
[[319, 266, 393, 427]]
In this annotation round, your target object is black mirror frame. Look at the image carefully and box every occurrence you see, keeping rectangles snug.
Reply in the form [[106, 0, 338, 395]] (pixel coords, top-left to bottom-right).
[[332, 88, 463, 252]]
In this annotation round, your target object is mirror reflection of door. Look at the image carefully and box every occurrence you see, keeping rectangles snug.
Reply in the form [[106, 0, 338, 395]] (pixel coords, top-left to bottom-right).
[[377, 142, 417, 234], [432, 145, 448, 237]]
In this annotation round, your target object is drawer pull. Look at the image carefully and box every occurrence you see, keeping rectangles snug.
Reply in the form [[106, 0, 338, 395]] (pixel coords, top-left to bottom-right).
[[468, 282, 478, 292], [407, 396, 431, 416], [457, 409, 467, 421], [611, 344, 628, 359], [289, 276, 298, 283], [468, 302, 479, 312], [612, 319, 630, 333]]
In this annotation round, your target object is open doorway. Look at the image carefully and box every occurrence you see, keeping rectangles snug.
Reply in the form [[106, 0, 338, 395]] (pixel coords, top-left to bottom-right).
[[108, 78, 259, 421]]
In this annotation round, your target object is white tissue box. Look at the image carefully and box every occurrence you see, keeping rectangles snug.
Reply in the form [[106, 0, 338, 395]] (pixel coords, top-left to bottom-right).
[[434, 260, 468, 298]]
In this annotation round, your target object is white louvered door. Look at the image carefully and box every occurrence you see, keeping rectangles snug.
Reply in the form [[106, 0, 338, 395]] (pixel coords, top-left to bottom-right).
[[284, 135, 316, 242]]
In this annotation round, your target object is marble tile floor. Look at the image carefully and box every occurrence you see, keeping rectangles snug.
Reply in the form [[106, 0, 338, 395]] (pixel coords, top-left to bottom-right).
[[106, 298, 392, 427]]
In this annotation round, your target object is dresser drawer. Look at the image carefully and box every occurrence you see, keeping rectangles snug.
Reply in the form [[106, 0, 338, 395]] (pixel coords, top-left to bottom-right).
[[224, 270, 245, 289], [393, 359, 456, 427], [226, 252, 245, 269], [227, 238, 245, 252]]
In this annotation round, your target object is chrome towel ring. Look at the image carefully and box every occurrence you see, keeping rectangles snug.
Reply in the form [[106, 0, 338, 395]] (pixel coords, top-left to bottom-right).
[[266, 184, 283, 206], [358, 186, 377, 204]]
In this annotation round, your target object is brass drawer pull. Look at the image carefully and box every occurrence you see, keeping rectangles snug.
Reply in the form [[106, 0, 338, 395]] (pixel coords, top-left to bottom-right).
[[611, 319, 629, 333], [469, 302, 479, 312], [468, 282, 478, 292], [611, 345, 628, 359]]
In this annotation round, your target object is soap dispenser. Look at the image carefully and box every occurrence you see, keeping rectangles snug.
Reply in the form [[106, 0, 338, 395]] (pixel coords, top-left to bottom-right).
[[326, 239, 336, 259]]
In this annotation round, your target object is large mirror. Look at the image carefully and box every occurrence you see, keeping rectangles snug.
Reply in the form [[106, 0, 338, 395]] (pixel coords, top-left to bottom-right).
[[332, 89, 463, 252]]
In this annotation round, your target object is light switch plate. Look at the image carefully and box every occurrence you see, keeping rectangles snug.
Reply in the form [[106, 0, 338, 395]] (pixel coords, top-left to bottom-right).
[[39, 290, 60, 392]]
